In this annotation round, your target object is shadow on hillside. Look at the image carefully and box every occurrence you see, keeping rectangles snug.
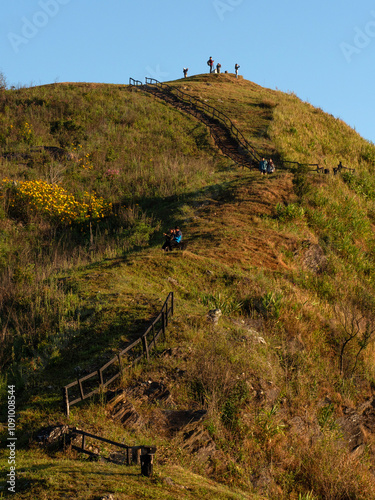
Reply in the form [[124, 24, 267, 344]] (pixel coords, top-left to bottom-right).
[[42, 171, 285, 389], [136, 171, 279, 248]]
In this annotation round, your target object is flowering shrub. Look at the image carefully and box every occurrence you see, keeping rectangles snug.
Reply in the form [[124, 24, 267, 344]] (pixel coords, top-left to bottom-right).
[[78, 153, 94, 170], [19, 121, 34, 144], [105, 168, 120, 178], [69, 144, 94, 170], [1, 179, 112, 225]]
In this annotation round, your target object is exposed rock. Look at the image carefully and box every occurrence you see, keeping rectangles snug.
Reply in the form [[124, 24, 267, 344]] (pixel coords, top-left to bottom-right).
[[107, 391, 144, 428], [249, 328, 267, 345], [161, 477, 186, 489], [163, 409, 207, 433], [238, 328, 267, 345], [336, 398, 375, 454], [181, 422, 217, 463], [177, 411, 224, 469], [298, 241, 328, 274], [167, 277, 179, 287], [265, 386, 280, 405], [107, 381, 179, 427], [36, 425, 71, 448], [289, 416, 306, 436], [127, 380, 175, 407], [207, 308, 222, 325]]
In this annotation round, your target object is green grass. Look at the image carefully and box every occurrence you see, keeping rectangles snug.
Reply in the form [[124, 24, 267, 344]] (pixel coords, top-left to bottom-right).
[[0, 450, 261, 499], [1, 74, 375, 498]]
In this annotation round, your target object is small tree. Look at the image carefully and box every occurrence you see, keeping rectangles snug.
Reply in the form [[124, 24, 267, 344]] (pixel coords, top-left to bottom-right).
[[0, 71, 7, 91], [334, 297, 375, 378]]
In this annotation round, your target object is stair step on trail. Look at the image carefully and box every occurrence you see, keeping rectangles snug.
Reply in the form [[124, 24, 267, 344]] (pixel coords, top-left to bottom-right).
[[132, 79, 260, 170]]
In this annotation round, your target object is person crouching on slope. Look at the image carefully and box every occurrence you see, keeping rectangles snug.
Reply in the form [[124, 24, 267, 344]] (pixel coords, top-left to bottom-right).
[[173, 226, 182, 247], [267, 159, 275, 174], [162, 227, 183, 251], [162, 228, 175, 251]]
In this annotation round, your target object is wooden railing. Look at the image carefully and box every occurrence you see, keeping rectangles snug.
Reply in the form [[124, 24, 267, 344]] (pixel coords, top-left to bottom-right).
[[129, 76, 260, 166], [142, 77, 261, 165], [282, 160, 321, 171], [129, 78, 143, 86], [69, 428, 156, 476], [62, 292, 174, 417], [129, 77, 357, 176]]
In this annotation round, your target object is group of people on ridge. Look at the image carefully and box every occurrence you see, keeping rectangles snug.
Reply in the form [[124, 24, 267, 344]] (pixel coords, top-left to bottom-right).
[[207, 57, 240, 78], [162, 226, 183, 251], [259, 158, 276, 175], [183, 59, 240, 79]]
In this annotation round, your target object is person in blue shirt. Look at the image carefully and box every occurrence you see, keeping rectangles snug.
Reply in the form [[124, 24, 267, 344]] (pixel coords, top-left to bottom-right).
[[259, 158, 268, 175], [162, 226, 183, 251], [173, 226, 182, 245]]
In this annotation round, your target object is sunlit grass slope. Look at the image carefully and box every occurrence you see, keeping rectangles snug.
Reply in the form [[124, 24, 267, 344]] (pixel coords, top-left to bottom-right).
[[1, 75, 375, 499]]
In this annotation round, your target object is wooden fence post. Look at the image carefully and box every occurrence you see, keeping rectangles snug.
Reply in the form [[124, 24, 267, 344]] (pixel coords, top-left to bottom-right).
[[142, 335, 149, 361], [152, 323, 156, 347], [61, 293, 173, 414], [98, 368, 104, 388], [162, 311, 166, 342], [78, 378, 84, 402], [63, 387, 70, 418], [127, 447, 132, 465], [141, 448, 155, 477], [117, 354, 123, 375]]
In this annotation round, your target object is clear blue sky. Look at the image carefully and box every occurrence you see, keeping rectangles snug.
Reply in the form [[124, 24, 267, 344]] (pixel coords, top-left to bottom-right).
[[1, 0, 375, 143]]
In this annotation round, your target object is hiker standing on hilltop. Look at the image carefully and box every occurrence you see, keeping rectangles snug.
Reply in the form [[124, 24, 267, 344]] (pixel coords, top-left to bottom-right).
[[235, 63, 240, 78], [216, 63, 221, 74], [207, 57, 214, 73], [183, 68, 189, 78]]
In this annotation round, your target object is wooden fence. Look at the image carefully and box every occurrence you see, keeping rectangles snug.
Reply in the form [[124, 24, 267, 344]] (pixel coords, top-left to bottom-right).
[[69, 428, 156, 476], [141, 76, 261, 166], [62, 292, 174, 417], [130, 78, 358, 177]]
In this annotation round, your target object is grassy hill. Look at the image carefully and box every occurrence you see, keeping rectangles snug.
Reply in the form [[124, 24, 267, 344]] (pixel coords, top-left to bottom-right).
[[1, 74, 375, 499]]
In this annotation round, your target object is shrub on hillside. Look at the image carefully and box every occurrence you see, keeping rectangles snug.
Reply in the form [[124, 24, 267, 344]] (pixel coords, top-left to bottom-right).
[[293, 436, 375, 499], [275, 202, 305, 221], [0, 71, 6, 90], [1, 179, 112, 225]]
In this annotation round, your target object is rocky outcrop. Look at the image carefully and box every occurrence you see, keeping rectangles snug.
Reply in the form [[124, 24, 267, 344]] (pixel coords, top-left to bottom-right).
[[106, 390, 144, 428], [207, 308, 222, 325], [336, 398, 375, 455], [296, 240, 328, 274]]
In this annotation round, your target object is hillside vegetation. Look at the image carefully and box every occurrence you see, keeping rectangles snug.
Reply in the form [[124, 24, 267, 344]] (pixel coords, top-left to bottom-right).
[[1, 74, 375, 499]]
